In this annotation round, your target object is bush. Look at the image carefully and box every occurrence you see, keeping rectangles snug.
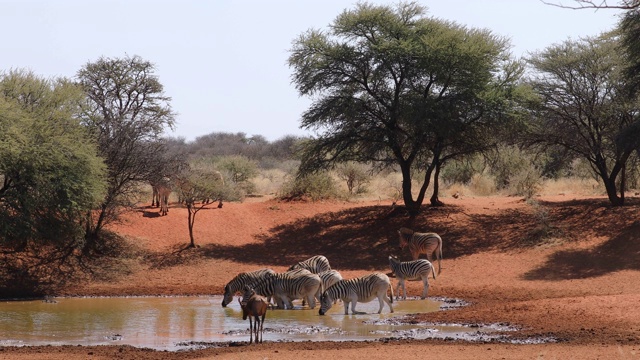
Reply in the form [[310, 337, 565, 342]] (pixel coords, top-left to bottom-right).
[[336, 162, 371, 195], [508, 167, 543, 199], [278, 172, 339, 201]]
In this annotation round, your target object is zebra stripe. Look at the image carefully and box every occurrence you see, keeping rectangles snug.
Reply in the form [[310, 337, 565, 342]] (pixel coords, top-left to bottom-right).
[[250, 272, 322, 309], [318, 269, 343, 290], [388, 255, 435, 300], [397, 227, 443, 274], [287, 255, 331, 274], [319, 273, 394, 315], [221, 268, 276, 307]]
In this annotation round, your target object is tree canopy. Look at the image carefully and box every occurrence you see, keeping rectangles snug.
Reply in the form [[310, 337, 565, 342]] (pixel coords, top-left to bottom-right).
[[525, 32, 640, 205], [77, 55, 175, 246], [0, 70, 106, 251], [288, 1, 521, 214]]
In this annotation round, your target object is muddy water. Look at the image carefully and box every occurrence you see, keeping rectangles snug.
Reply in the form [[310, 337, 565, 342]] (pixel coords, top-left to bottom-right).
[[0, 296, 493, 350]]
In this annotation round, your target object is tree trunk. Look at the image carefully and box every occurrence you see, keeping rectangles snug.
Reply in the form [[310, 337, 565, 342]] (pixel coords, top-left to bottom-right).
[[603, 176, 624, 206], [400, 163, 420, 216], [430, 160, 444, 206], [187, 204, 196, 248]]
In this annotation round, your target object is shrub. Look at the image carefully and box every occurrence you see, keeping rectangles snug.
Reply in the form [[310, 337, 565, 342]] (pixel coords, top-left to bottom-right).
[[508, 167, 543, 199], [336, 162, 371, 195], [278, 172, 339, 201]]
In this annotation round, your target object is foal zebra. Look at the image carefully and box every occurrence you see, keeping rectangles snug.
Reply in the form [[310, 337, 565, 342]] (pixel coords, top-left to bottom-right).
[[288, 255, 331, 274], [250, 271, 322, 309], [221, 268, 276, 307], [397, 227, 443, 274], [388, 255, 436, 300], [318, 273, 394, 315]]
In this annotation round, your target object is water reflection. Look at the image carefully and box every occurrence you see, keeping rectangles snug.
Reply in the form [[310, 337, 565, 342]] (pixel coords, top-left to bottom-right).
[[0, 296, 478, 350]]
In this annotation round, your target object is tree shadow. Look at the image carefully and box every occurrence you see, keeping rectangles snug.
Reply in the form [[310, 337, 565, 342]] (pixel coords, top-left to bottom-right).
[[522, 220, 640, 280], [142, 197, 639, 280], [191, 203, 530, 270]]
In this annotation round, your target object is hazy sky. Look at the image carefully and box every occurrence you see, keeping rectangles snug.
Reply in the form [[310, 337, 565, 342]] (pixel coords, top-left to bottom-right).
[[2, 0, 625, 142]]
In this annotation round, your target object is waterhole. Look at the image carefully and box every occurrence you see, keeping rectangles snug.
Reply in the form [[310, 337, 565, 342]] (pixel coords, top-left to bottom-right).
[[0, 296, 514, 350]]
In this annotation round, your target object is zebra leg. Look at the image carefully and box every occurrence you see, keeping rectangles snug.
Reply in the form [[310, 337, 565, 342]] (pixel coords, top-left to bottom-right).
[[343, 300, 350, 315], [307, 294, 316, 309], [350, 296, 365, 314], [399, 278, 407, 300], [421, 276, 429, 299], [380, 290, 394, 313]]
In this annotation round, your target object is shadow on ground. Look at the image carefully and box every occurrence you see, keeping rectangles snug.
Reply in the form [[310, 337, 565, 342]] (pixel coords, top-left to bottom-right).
[[144, 198, 640, 280], [523, 220, 640, 280]]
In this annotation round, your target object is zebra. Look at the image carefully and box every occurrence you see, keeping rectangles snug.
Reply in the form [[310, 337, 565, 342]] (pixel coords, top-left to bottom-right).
[[250, 271, 322, 309], [397, 227, 443, 275], [318, 273, 394, 315], [221, 268, 276, 307], [288, 255, 331, 274], [318, 269, 343, 305], [388, 255, 436, 300]]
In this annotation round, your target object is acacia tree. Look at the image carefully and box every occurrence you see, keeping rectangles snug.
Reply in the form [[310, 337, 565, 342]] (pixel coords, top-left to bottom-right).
[[173, 165, 235, 248], [77, 55, 175, 248], [0, 70, 106, 296], [288, 2, 520, 214], [526, 33, 640, 205]]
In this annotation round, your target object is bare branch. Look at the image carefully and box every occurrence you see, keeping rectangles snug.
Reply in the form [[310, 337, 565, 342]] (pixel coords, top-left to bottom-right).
[[540, 0, 640, 10]]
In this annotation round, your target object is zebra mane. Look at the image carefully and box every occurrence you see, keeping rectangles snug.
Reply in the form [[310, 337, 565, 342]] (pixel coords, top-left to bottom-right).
[[399, 227, 415, 238]]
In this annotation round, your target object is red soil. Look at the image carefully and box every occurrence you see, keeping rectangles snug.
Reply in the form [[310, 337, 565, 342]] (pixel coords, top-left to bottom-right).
[[2, 194, 640, 359]]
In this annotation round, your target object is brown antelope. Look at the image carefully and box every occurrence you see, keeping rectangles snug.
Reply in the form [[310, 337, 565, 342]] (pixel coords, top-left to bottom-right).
[[239, 287, 268, 344]]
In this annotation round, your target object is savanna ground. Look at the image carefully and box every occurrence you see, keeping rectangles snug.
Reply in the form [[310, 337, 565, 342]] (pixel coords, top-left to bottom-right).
[[2, 189, 640, 359]]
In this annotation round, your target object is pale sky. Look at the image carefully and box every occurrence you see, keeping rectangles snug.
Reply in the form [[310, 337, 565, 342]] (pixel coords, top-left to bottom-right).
[[2, 0, 625, 142]]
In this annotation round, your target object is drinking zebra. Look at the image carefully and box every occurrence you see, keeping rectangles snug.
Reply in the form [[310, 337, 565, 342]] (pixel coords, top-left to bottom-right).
[[250, 271, 323, 309], [221, 268, 276, 307], [397, 227, 443, 274], [318, 273, 394, 315], [388, 255, 436, 300], [288, 255, 331, 274]]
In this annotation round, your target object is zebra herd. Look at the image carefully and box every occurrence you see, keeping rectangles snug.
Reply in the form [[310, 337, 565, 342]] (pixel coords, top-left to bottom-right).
[[223, 227, 444, 319]]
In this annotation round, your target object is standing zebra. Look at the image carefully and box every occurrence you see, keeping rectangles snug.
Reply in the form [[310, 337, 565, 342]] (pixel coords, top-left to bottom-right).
[[318, 273, 394, 315], [388, 255, 436, 300], [221, 268, 276, 307], [250, 272, 322, 309], [397, 227, 443, 274], [288, 255, 331, 274]]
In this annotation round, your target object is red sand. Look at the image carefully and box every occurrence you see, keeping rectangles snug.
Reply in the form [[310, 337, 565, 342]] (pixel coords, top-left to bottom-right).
[[2, 195, 639, 359]]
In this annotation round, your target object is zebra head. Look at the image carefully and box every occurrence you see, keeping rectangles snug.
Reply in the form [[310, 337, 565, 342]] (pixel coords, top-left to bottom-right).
[[222, 284, 233, 307], [318, 293, 334, 315], [398, 227, 413, 249]]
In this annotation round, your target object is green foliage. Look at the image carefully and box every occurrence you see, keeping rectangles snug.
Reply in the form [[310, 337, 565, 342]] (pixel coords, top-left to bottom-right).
[[336, 162, 370, 195], [278, 172, 339, 201], [526, 32, 640, 205], [441, 156, 486, 185], [217, 155, 259, 194], [288, 1, 520, 214], [77, 55, 176, 241], [488, 145, 535, 190], [0, 70, 106, 250]]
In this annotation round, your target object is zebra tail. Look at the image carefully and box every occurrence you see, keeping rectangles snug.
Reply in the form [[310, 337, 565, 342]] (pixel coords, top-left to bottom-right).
[[431, 263, 437, 280], [389, 282, 394, 304]]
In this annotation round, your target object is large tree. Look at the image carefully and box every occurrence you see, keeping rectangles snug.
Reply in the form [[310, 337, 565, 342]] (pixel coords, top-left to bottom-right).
[[0, 70, 106, 250], [0, 70, 106, 296], [288, 2, 520, 214], [526, 33, 640, 205], [77, 55, 175, 247]]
